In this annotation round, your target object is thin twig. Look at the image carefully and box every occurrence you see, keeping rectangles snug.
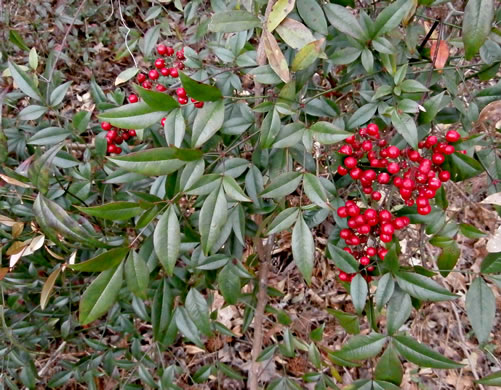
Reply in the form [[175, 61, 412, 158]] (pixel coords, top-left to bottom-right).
[[117, 0, 138, 68]]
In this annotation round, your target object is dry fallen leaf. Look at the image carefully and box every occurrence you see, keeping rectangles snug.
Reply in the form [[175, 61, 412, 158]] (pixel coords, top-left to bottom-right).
[[430, 40, 449, 70], [487, 226, 501, 253], [481, 192, 501, 206]]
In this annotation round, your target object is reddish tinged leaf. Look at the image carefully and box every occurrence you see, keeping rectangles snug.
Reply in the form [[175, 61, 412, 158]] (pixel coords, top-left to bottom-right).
[[430, 40, 449, 70]]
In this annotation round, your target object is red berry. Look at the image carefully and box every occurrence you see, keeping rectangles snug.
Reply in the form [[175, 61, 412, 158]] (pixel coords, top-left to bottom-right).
[[405, 199, 415, 206], [347, 204, 360, 217], [381, 223, 395, 235], [169, 68, 179, 78], [417, 205, 431, 215], [194, 101, 204, 108], [115, 146, 122, 154], [445, 130, 461, 143], [339, 272, 349, 281], [428, 177, 441, 190], [344, 157, 358, 169], [360, 256, 370, 266], [364, 209, 377, 220], [339, 145, 353, 155], [359, 127, 368, 137], [379, 210, 392, 222], [149, 69, 159, 80], [367, 266, 375, 272], [337, 207, 348, 218], [122, 133, 130, 141], [350, 168, 362, 180], [161, 117, 166, 127], [128, 94, 138, 103], [399, 188, 412, 199], [378, 139, 388, 147], [107, 129, 117, 140], [157, 44, 167, 56], [348, 218, 358, 229], [362, 140, 373, 151], [176, 50, 185, 60], [343, 247, 353, 254], [408, 150, 421, 162], [380, 234, 392, 243], [367, 247, 377, 257], [142, 80, 152, 89], [443, 145, 455, 155], [114, 136, 123, 144], [101, 122, 112, 131], [402, 178, 415, 190], [128, 130, 136, 137], [338, 166, 348, 176], [156, 84, 167, 92], [416, 197, 428, 208], [154, 58, 165, 69], [175, 61, 185, 70], [371, 191, 382, 201], [160, 67, 170, 77], [378, 172, 390, 184], [423, 188, 436, 199], [358, 225, 371, 235], [350, 236, 361, 246], [166, 46, 174, 56], [340, 229, 351, 239], [107, 145, 115, 153], [363, 187, 373, 195], [425, 135, 438, 147], [378, 248, 388, 259], [137, 73, 146, 83], [345, 135, 356, 144], [367, 123, 379, 135], [387, 146, 400, 159], [439, 170, 451, 182], [393, 217, 406, 230], [432, 153, 445, 165], [387, 162, 400, 174], [178, 96, 188, 105], [176, 87, 187, 98]]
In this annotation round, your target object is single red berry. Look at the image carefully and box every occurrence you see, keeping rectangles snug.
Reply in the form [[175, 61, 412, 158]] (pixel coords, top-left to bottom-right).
[[445, 130, 461, 143], [337, 207, 348, 218], [149, 69, 159, 80], [360, 256, 370, 266], [347, 204, 361, 217], [160, 67, 170, 77], [350, 168, 362, 180], [156, 84, 167, 92], [361, 140, 373, 151], [358, 225, 371, 235], [393, 177, 403, 187], [339, 145, 353, 155], [101, 122, 112, 131], [378, 248, 388, 259], [142, 80, 152, 89], [423, 188, 436, 199], [176, 87, 187, 98], [387, 162, 400, 174], [419, 159, 432, 174], [122, 133, 130, 141], [178, 96, 188, 105], [348, 218, 358, 229], [377, 172, 390, 184], [416, 197, 429, 208], [363, 187, 373, 194], [345, 135, 356, 144], [402, 178, 415, 190], [344, 156, 358, 169], [161, 117, 166, 127], [128, 94, 138, 103], [114, 136, 123, 144], [460, 150, 467, 154], [343, 247, 353, 254], [399, 188, 412, 199], [350, 236, 361, 246], [379, 210, 392, 222], [166, 46, 174, 56], [175, 61, 185, 70], [340, 229, 352, 239], [367, 247, 377, 257], [367, 123, 379, 135], [387, 146, 400, 159], [405, 199, 415, 206], [436, 142, 447, 153], [364, 208, 377, 220], [128, 130, 136, 137], [115, 146, 122, 154], [380, 234, 392, 243], [417, 205, 431, 215], [418, 140, 426, 148], [381, 223, 395, 235], [169, 68, 179, 78], [176, 50, 185, 60], [339, 272, 349, 281], [428, 177, 441, 190], [107, 144, 115, 153], [371, 191, 382, 201], [107, 129, 117, 140], [194, 101, 204, 108], [359, 127, 368, 137], [425, 135, 438, 147], [367, 265, 375, 272], [439, 170, 451, 182], [157, 44, 167, 56], [338, 166, 348, 175], [408, 150, 421, 162], [137, 73, 146, 83], [393, 217, 406, 230], [154, 58, 165, 69], [443, 145, 455, 155], [432, 153, 445, 165]]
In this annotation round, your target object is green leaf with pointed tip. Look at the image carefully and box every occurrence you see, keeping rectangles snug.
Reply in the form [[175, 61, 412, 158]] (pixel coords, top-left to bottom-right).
[[392, 335, 463, 369], [28, 144, 63, 194], [481, 252, 501, 274], [154, 205, 180, 276], [447, 152, 483, 182], [327, 309, 360, 335], [437, 241, 460, 277], [476, 370, 501, 386], [152, 279, 173, 341], [208, 10, 261, 33], [375, 273, 395, 311], [34, 194, 106, 248], [466, 277, 495, 345], [292, 213, 314, 284], [395, 271, 457, 301], [175, 307, 204, 348], [222, 176, 251, 202], [337, 333, 387, 361], [260, 171, 302, 198], [218, 263, 241, 305], [387, 288, 411, 335], [179, 72, 223, 102], [303, 173, 329, 208], [391, 111, 418, 149], [133, 85, 179, 111], [28, 126, 71, 145], [267, 207, 300, 235], [124, 251, 149, 299], [200, 186, 228, 255], [108, 147, 201, 176], [98, 101, 167, 129], [186, 288, 212, 337], [79, 263, 124, 325], [327, 243, 359, 274], [291, 39, 324, 72], [373, 0, 414, 38], [297, 0, 327, 35], [69, 247, 129, 272], [76, 202, 144, 221], [324, 4, 366, 41], [19, 105, 48, 120], [192, 100, 225, 148], [267, 0, 295, 32], [459, 223, 486, 239], [310, 121, 351, 144], [351, 274, 368, 315], [8, 61, 42, 100], [375, 345, 403, 385], [463, 0, 494, 60]]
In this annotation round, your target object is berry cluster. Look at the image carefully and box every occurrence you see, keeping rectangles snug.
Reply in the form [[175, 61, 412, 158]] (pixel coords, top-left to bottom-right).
[[337, 124, 462, 215], [100, 121, 136, 154], [336, 201, 410, 282], [129, 45, 204, 112]]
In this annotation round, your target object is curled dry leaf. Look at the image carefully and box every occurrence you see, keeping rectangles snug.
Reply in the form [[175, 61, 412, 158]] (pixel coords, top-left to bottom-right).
[[487, 226, 501, 253], [477, 100, 501, 132], [481, 192, 501, 206], [263, 30, 290, 83], [0, 173, 33, 188], [0, 215, 17, 227], [430, 40, 449, 70], [9, 234, 45, 268]]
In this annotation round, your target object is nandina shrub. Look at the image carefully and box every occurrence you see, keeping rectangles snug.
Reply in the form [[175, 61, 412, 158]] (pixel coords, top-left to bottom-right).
[[1, 0, 501, 388]]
